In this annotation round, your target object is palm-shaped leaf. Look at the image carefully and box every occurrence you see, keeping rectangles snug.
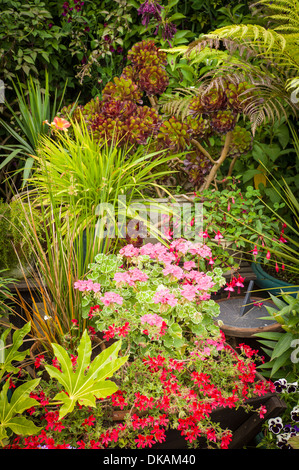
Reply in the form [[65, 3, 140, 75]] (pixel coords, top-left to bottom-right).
[[0, 378, 41, 444], [45, 330, 127, 418], [0, 322, 31, 383]]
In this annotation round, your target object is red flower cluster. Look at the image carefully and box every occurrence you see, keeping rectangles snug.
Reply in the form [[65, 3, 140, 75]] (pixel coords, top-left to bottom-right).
[[103, 322, 130, 341], [111, 390, 128, 410], [7, 337, 274, 450]]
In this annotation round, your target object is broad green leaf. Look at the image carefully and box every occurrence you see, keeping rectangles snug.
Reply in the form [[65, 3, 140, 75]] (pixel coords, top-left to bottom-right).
[[168, 323, 182, 339], [45, 330, 127, 419], [7, 416, 41, 437], [271, 332, 294, 359], [0, 378, 41, 445], [270, 350, 290, 377], [0, 322, 31, 382]]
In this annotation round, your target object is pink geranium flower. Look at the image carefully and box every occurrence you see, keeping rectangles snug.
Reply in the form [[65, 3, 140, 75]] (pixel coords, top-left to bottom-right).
[[129, 268, 149, 283], [162, 264, 184, 280], [183, 261, 196, 271], [119, 244, 140, 258], [74, 279, 101, 293], [140, 313, 165, 327], [99, 292, 123, 306], [153, 287, 178, 307], [114, 268, 148, 287], [180, 284, 199, 302]]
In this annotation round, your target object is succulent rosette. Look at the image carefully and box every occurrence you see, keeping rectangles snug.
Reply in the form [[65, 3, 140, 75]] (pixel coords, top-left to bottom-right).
[[156, 116, 192, 152], [122, 106, 162, 145], [201, 85, 227, 113], [102, 76, 143, 104], [225, 125, 253, 157], [188, 96, 206, 117], [185, 115, 210, 139], [127, 39, 167, 70], [210, 110, 237, 134], [226, 82, 254, 113], [138, 65, 169, 96], [183, 152, 213, 186]]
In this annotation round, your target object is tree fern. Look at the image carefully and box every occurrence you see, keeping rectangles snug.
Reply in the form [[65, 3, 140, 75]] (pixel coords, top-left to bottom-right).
[[181, 0, 299, 128]]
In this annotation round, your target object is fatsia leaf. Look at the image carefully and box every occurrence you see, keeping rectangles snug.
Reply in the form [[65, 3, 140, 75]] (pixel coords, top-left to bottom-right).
[[0, 378, 41, 444], [45, 330, 127, 419], [0, 322, 31, 383]]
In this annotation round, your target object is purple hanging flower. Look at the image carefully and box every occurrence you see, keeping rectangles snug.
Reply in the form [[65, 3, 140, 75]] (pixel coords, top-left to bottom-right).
[[161, 21, 177, 41], [137, 0, 163, 27]]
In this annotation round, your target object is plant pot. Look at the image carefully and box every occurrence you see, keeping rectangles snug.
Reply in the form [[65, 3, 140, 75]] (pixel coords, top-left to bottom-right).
[[5, 262, 35, 280], [251, 262, 298, 298]]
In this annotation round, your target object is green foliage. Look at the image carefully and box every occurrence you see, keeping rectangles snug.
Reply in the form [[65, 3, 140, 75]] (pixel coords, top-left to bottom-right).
[[0, 322, 41, 447], [0, 378, 41, 446], [45, 331, 127, 419], [184, 0, 299, 131], [0, 72, 66, 186], [255, 293, 299, 380], [0, 323, 31, 384], [194, 181, 282, 266], [0, 1, 68, 81], [66, 40, 257, 192], [32, 116, 180, 254], [0, 199, 43, 272], [234, 118, 298, 201]]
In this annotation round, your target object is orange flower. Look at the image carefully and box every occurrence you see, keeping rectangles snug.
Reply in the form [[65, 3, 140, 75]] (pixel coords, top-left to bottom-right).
[[52, 116, 71, 130], [43, 117, 71, 130]]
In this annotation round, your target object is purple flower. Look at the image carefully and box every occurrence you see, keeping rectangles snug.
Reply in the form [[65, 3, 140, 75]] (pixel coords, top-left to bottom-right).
[[161, 21, 177, 41], [137, 0, 163, 27]]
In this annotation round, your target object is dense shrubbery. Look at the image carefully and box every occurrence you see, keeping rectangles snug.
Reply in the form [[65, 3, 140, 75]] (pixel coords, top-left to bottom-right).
[[0, 0, 253, 101]]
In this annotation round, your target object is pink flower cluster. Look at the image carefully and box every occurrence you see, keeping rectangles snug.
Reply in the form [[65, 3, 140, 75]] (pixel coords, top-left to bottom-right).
[[119, 244, 140, 258], [162, 264, 184, 280], [170, 238, 212, 259], [114, 268, 149, 287], [140, 313, 168, 337], [74, 279, 101, 293], [99, 291, 123, 306], [140, 313, 165, 327], [180, 284, 200, 302], [153, 287, 178, 307], [140, 242, 176, 264], [118, 240, 213, 267]]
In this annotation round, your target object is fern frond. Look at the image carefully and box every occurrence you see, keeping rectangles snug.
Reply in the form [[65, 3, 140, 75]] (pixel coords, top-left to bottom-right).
[[257, 0, 299, 35], [160, 46, 188, 55], [159, 88, 198, 120], [207, 24, 287, 56]]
